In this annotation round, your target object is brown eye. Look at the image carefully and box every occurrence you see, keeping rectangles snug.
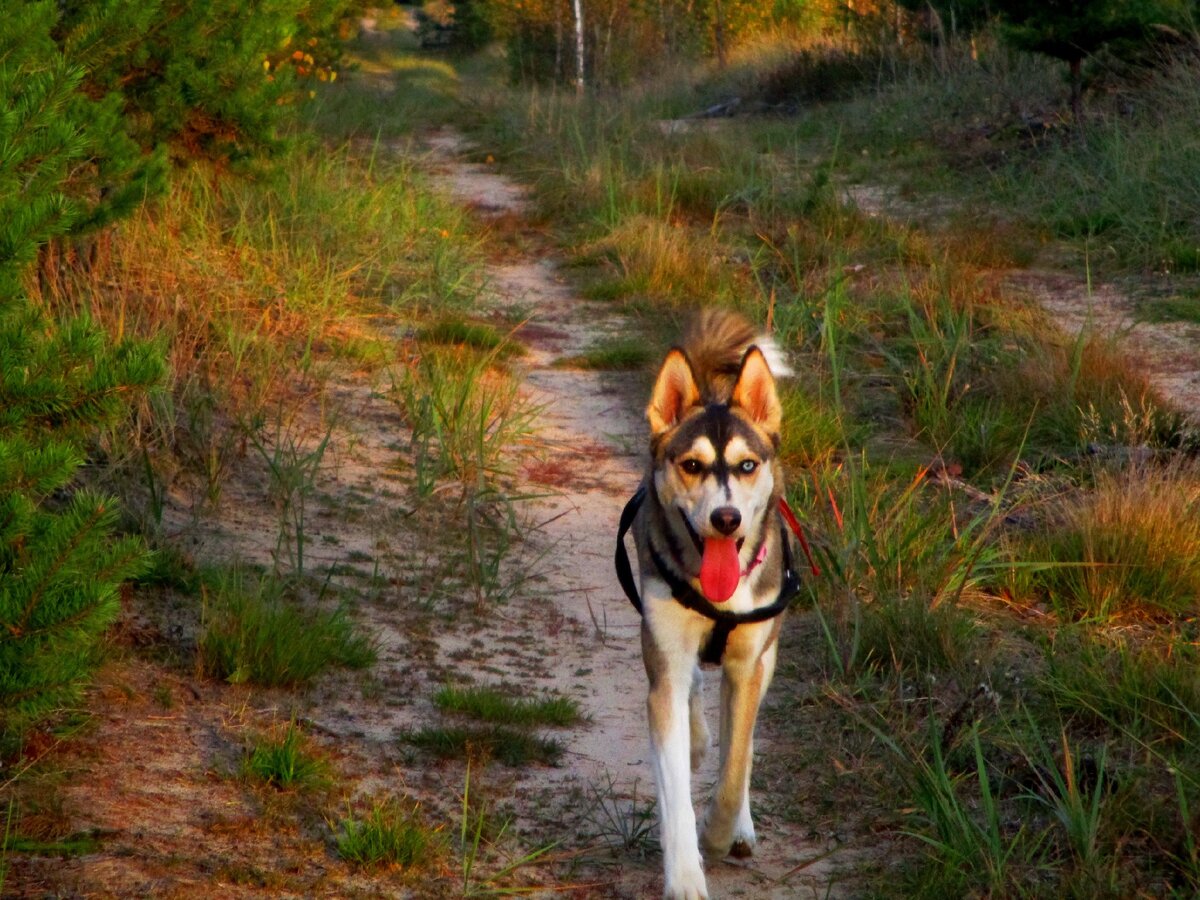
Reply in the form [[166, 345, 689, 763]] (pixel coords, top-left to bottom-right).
[[680, 459, 704, 476], [737, 459, 758, 475]]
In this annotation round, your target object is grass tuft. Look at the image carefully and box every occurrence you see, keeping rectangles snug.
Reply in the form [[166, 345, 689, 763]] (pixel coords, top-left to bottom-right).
[[433, 684, 582, 727], [404, 725, 564, 767], [241, 721, 330, 791], [417, 316, 521, 356], [198, 567, 377, 687], [335, 798, 442, 869], [1009, 464, 1200, 620], [391, 344, 536, 498], [559, 335, 654, 370]]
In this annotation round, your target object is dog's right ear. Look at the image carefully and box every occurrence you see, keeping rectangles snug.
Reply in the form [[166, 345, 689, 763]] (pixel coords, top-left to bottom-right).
[[647, 348, 700, 437]]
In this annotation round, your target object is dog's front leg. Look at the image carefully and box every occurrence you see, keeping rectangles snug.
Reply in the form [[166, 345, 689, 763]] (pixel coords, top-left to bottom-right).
[[701, 637, 777, 859], [644, 624, 708, 899]]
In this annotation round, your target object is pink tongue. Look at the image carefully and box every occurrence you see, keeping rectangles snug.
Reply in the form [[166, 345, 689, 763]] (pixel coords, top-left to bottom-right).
[[699, 537, 741, 603]]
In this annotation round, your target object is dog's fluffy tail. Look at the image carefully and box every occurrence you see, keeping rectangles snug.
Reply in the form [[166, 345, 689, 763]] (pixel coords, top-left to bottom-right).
[[680, 308, 792, 403]]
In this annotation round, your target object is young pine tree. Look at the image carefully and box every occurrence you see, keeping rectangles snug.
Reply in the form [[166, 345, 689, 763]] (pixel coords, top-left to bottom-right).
[[994, 0, 1189, 121], [0, 2, 163, 745]]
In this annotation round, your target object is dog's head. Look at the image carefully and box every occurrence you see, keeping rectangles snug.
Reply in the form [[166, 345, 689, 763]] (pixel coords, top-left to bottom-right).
[[646, 345, 783, 601]]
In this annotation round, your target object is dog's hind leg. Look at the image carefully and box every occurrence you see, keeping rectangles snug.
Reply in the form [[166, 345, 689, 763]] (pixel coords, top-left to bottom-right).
[[701, 635, 778, 860], [689, 664, 710, 772]]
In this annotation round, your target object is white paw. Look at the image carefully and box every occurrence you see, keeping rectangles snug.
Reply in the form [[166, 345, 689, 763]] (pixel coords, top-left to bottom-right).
[[664, 864, 708, 899]]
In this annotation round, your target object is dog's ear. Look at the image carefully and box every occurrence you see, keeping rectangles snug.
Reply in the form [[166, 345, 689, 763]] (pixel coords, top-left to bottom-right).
[[731, 346, 782, 436], [647, 348, 700, 437]]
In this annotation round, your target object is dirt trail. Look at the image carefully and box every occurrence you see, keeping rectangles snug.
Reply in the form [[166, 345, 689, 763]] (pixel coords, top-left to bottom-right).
[[1003, 270, 1200, 419], [420, 128, 841, 897], [846, 182, 1200, 423], [4, 133, 843, 899]]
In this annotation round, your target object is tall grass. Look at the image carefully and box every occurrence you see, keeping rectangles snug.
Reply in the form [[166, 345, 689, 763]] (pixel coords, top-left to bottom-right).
[[1044, 630, 1200, 744], [391, 344, 536, 498], [1010, 464, 1200, 620], [34, 142, 484, 515]]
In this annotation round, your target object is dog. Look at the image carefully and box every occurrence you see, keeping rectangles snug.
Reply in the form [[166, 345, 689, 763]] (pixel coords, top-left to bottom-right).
[[615, 309, 799, 899]]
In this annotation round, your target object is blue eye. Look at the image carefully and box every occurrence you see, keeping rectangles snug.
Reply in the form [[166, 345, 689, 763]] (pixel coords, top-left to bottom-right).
[[738, 460, 758, 474]]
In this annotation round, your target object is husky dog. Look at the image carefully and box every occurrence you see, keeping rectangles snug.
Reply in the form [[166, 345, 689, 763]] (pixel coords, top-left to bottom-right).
[[616, 309, 797, 899]]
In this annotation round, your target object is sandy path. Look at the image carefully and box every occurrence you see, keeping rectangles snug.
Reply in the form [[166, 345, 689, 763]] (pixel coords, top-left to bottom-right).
[[421, 128, 840, 898], [846, 182, 1200, 423], [3, 129, 842, 900], [1003, 269, 1200, 420]]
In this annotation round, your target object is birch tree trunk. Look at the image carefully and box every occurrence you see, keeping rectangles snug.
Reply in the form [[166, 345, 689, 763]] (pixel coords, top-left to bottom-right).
[[573, 0, 585, 94]]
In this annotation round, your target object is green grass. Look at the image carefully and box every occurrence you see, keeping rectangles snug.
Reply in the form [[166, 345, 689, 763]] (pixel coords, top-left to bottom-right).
[[417, 316, 521, 356], [1043, 630, 1200, 745], [241, 722, 331, 791], [433, 684, 582, 727], [198, 567, 377, 687], [404, 725, 564, 767], [335, 798, 443, 869], [1136, 292, 1200, 325], [558, 335, 653, 370], [391, 344, 537, 498]]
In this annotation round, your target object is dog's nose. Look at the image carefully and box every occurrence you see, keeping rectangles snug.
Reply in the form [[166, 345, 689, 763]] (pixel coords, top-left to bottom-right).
[[710, 506, 741, 536]]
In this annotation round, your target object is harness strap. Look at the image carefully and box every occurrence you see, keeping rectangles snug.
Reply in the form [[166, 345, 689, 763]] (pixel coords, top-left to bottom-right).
[[615, 485, 646, 615], [649, 529, 800, 664], [614, 487, 809, 664]]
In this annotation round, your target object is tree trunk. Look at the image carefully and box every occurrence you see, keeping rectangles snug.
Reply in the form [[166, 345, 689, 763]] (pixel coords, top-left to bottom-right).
[[555, 2, 563, 84], [1069, 56, 1083, 124], [573, 0, 585, 94], [713, 0, 727, 68]]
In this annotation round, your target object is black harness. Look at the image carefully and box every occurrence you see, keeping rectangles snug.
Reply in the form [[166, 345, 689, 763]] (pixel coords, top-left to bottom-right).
[[614, 485, 805, 665]]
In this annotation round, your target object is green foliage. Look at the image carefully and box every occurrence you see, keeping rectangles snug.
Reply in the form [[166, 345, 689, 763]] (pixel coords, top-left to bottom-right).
[[336, 799, 442, 869], [995, 0, 1184, 66], [58, 0, 358, 167], [0, 12, 164, 742], [242, 721, 331, 790], [433, 684, 582, 727], [994, 0, 1189, 115], [0, 1, 150, 278], [0, 305, 162, 742], [197, 567, 376, 687]]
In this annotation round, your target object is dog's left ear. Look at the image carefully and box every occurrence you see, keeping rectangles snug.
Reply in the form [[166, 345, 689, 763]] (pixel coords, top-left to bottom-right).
[[731, 346, 782, 436]]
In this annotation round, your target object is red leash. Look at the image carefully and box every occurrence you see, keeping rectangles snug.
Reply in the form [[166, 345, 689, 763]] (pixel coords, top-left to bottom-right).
[[778, 498, 821, 578]]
